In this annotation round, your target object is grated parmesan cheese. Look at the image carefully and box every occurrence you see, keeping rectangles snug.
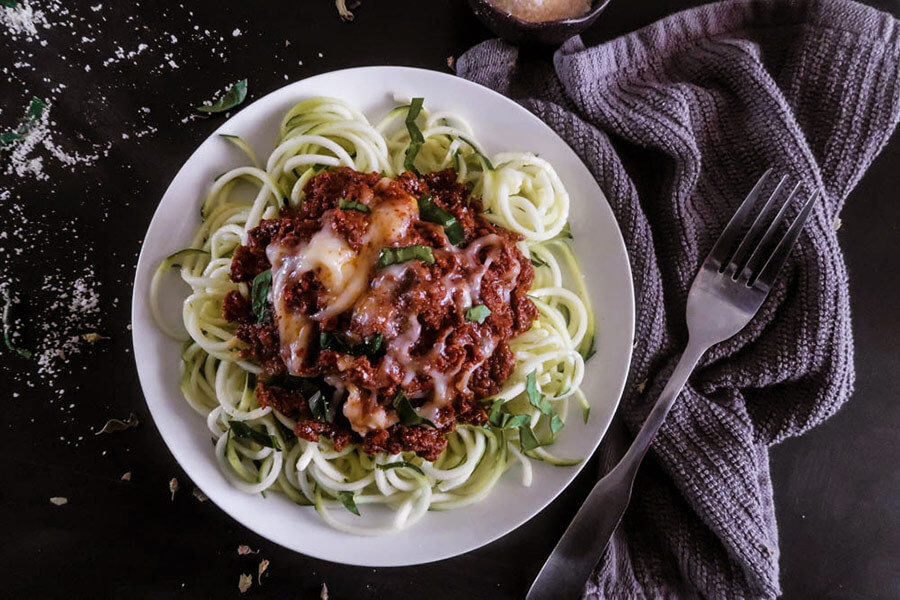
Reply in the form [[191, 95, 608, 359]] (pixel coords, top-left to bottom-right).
[[490, 0, 592, 22]]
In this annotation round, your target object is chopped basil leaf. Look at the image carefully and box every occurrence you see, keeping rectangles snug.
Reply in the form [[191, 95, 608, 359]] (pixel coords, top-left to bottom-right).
[[338, 491, 360, 516], [1, 97, 46, 148], [319, 331, 383, 359], [196, 79, 248, 114], [229, 420, 281, 450], [403, 97, 425, 174], [1, 1, 19, 8], [518, 424, 541, 451], [376, 245, 434, 268], [250, 270, 272, 323], [465, 304, 491, 324], [338, 199, 370, 213], [504, 414, 531, 429], [526, 371, 553, 415], [550, 413, 564, 434], [458, 136, 495, 170], [376, 461, 424, 475], [530, 255, 547, 267], [487, 398, 505, 428], [1, 290, 31, 359], [0, 132, 22, 145], [307, 389, 329, 423], [264, 373, 322, 397], [417, 194, 465, 245], [583, 404, 591, 424], [392, 390, 436, 428]]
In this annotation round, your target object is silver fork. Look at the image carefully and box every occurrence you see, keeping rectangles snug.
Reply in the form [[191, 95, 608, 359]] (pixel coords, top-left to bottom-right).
[[527, 170, 819, 600]]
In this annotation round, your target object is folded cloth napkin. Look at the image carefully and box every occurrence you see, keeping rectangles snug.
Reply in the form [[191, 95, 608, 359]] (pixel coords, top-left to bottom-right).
[[458, 0, 900, 597]]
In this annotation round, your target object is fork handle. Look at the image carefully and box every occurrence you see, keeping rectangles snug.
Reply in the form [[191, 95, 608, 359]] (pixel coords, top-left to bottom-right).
[[526, 340, 708, 600]]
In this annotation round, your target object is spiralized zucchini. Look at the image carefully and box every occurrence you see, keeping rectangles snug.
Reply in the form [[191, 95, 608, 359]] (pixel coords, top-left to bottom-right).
[[150, 97, 596, 534]]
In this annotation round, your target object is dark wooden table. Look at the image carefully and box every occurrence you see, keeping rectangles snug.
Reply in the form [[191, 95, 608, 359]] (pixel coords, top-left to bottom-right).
[[2, 1, 898, 598]]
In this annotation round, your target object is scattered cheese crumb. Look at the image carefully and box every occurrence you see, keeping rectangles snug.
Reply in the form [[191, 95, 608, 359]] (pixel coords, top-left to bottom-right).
[[50, 496, 68, 506], [169, 477, 179, 500], [238, 574, 252, 594]]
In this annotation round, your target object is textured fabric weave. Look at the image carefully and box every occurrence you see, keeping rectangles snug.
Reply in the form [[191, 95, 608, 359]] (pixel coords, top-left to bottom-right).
[[458, 1, 900, 598]]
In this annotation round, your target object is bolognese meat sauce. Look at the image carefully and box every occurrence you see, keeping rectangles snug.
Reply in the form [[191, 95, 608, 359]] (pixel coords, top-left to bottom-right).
[[227, 167, 537, 460]]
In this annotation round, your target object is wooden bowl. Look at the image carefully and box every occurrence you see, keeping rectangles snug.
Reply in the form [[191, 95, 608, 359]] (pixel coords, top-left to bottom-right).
[[468, 0, 613, 46]]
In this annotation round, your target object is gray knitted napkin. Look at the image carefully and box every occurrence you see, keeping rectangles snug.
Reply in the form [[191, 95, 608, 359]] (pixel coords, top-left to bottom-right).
[[458, 0, 900, 598]]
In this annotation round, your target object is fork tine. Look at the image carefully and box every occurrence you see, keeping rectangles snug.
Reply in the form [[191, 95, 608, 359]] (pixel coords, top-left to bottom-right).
[[707, 169, 772, 267], [739, 183, 801, 280], [752, 190, 819, 288], [724, 176, 791, 277]]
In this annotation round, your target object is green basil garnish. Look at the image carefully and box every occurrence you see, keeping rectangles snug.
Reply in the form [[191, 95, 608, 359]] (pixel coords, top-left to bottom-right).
[[229, 420, 281, 450], [319, 332, 383, 358], [458, 136, 495, 170], [530, 255, 547, 267], [338, 491, 360, 516], [376, 245, 435, 269], [196, 79, 248, 114], [392, 390, 436, 428], [518, 424, 541, 451], [263, 375, 332, 423], [417, 194, 465, 245], [376, 461, 424, 475], [306, 389, 329, 423], [1, 1, 19, 8], [551, 414, 565, 434], [403, 97, 425, 174], [1, 97, 46, 148], [465, 304, 491, 324], [338, 199, 371, 213], [526, 371, 554, 415], [1, 290, 31, 359], [250, 270, 272, 323]]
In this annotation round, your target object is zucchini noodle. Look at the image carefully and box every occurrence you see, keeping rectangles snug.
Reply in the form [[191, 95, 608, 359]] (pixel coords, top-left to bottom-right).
[[150, 97, 596, 534]]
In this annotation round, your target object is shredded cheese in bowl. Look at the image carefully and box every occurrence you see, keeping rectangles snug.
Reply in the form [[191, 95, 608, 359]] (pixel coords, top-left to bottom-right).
[[489, 0, 593, 22]]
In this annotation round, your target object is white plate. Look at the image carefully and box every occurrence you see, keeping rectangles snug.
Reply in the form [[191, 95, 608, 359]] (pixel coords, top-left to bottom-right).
[[131, 66, 634, 567]]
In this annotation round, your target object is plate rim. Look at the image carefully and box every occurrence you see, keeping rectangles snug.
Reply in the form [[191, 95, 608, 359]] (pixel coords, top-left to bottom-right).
[[131, 65, 635, 567]]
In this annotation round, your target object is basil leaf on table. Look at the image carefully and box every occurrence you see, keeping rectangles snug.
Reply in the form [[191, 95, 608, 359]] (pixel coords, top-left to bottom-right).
[[196, 79, 248, 114]]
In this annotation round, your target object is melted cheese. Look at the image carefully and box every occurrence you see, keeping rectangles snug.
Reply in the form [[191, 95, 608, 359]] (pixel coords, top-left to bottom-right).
[[267, 193, 417, 398], [267, 190, 524, 431]]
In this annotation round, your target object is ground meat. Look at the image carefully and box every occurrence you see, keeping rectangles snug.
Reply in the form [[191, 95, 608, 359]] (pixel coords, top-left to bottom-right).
[[227, 167, 538, 460], [255, 382, 309, 419], [222, 290, 251, 323], [294, 420, 354, 451], [362, 425, 448, 462], [235, 324, 285, 374]]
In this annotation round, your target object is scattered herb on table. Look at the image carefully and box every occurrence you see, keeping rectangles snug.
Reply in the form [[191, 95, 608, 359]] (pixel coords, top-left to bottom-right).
[[196, 79, 248, 114], [95, 412, 140, 435]]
